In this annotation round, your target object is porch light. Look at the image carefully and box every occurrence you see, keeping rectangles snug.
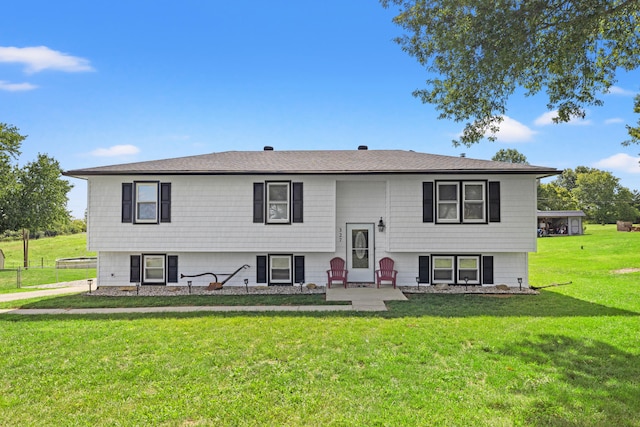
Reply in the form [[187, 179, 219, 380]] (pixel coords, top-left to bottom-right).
[[378, 217, 386, 232], [87, 279, 93, 294], [517, 277, 523, 291]]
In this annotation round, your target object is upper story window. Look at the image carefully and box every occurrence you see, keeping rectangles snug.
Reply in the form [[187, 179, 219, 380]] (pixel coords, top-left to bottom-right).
[[267, 182, 290, 223], [253, 181, 303, 224], [136, 182, 158, 223], [428, 180, 493, 224], [437, 182, 459, 223], [122, 182, 171, 224], [462, 182, 486, 223]]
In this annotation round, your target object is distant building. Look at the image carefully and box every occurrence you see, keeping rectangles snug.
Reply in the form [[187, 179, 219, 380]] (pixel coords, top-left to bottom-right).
[[537, 210, 586, 236]]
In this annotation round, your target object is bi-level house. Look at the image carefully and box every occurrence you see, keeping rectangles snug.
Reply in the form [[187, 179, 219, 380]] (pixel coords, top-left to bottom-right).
[[64, 147, 559, 289]]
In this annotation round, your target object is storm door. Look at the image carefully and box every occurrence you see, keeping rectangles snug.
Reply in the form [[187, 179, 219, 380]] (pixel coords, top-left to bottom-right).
[[346, 223, 375, 282]]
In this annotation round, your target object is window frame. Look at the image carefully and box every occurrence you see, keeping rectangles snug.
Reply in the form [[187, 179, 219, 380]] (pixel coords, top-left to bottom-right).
[[462, 181, 487, 223], [457, 255, 481, 285], [435, 180, 488, 224], [134, 181, 159, 224], [436, 181, 460, 223], [432, 255, 455, 284], [265, 181, 291, 224], [430, 254, 482, 285], [142, 254, 165, 284], [268, 254, 293, 285]]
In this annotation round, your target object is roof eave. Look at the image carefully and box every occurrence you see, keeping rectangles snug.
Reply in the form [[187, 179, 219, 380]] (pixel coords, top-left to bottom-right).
[[64, 168, 561, 178]]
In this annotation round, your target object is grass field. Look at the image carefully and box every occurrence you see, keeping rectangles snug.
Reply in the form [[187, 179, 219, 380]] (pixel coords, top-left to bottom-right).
[[0, 234, 96, 292], [0, 226, 639, 426]]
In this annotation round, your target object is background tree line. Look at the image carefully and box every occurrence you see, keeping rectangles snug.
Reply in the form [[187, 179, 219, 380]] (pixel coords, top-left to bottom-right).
[[493, 149, 640, 224]]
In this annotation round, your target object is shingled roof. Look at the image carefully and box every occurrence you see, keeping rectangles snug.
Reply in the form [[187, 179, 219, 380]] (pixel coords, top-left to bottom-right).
[[64, 149, 560, 177]]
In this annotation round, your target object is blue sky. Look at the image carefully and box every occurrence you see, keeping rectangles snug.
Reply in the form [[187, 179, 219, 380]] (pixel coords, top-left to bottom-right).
[[2, 1, 639, 218]]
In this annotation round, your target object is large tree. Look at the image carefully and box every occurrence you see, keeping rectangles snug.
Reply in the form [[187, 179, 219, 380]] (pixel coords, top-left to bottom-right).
[[0, 122, 24, 161], [537, 182, 578, 211], [572, 169, 637, 224], [381, 1, 640, 146], [0, 124, 25, 232], [4, 154, 73, 267]]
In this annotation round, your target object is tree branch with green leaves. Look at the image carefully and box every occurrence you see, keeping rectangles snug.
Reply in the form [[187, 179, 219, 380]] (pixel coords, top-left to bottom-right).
[[381, 0, 640, 146]]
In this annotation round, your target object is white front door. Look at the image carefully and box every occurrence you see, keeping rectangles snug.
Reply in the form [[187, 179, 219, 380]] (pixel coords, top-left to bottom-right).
[[346, 223, 375, 282]]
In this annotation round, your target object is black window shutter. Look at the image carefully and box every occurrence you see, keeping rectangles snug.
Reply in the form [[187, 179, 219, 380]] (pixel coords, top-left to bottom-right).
[[256, 255, 267, 283], [130, 255, 141, 282], [418, 256, 430, 283], [122, 183, 133, 223], [423, 182, 434, 223], [253, 183, 264, 223], [292, 182, 303, 223], [167, 255, 178, 283], [160, 183, 171, 223], [482, 256, 494, 284], [294, 256, 305, 283], [489, 182, 501, 222]]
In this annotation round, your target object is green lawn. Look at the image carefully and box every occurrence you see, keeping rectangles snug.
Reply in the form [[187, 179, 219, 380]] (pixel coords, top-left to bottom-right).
[[0, 226, 639, 426], [0, 233, 96, 292]]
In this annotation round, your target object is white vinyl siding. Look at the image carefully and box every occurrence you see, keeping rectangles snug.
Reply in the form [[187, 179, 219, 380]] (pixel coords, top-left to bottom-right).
[[87, 175, 334, 253], [95, 251, 529, 288], [388, 175, 538, 253]]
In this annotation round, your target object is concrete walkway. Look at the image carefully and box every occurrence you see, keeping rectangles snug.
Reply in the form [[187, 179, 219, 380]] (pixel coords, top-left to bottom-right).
[[0, 284, 407, 315], [326, 285, 407, 311], [0, 281, 87, 303]]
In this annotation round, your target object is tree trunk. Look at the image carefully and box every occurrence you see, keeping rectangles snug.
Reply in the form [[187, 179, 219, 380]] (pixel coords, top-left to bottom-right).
[[22, 228, 29, 269]]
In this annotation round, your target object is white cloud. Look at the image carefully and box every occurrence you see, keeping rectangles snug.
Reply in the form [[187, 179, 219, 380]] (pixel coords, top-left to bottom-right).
[[534, 110, 591, 126], [594, 153, 640, 174], [0, 46, 94, 73], [0, 80, 37, 91], [534, 111, 557, 126], [605, 117, 625, 125], [487, 116, 537, 142], [606, 86, 636, 96], [89, 145, 140, 157]]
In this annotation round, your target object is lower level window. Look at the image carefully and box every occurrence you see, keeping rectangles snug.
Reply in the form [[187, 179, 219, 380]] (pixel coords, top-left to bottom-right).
[[269, 255, 292, 284], [457, 256, 480, 285], [143, 255, 165, 283], [432, 255, 480, 285], [433, 256, 455, 284]]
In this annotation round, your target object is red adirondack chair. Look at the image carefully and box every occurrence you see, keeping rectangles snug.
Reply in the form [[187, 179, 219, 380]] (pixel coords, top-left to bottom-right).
[[375, 257, 398, 288], [327, 257, 348, 288]]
